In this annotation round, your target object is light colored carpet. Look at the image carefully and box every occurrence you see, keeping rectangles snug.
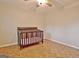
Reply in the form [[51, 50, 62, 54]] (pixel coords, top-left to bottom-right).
[[0, 39, 79, 58]]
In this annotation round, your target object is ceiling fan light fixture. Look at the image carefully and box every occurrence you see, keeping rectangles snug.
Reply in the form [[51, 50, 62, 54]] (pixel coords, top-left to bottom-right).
[[36, 0, 51, 7], [37, 0, 47, 4]]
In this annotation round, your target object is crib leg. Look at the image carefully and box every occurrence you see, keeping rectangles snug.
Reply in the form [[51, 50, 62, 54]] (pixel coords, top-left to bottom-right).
[[42, 40, 43, 43], [41, 32, 43, 44], [20, 45, 23, 50], [20, 46, 22, 50]]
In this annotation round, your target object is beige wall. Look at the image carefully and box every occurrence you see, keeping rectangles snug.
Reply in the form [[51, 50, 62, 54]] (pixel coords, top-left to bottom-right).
[[1, 0, 79, 49], [46, 5, 79, 48], [0, 3, 45, 46]]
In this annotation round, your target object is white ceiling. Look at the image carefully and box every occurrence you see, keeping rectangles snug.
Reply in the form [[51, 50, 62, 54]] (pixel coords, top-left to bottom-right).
[[0, 0, 79, 9], [49, 0, 79, 8], [56, 0, 78, 5]]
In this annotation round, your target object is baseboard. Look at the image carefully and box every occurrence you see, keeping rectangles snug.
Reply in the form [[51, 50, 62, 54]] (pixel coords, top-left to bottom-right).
[[1, 40, 79, 50], [0, 42, 17, 48], [49, 39, 79, 50]]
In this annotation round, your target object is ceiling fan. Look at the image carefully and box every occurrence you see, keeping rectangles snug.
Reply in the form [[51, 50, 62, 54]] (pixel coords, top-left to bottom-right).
[[24, 0, 52, 7], [24, 0, 64, 9]]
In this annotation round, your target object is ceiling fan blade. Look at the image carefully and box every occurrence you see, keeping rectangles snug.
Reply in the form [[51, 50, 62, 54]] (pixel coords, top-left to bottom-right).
[[24, 0, 35, 1], [52, 0, 64, 9], [46, 3, 52, 7], [24, 0, 31, 1], [24, 0, 29, 1]]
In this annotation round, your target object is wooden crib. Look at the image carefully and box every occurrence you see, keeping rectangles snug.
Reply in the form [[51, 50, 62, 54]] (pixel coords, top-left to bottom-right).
[[17, 27, 43, 49]]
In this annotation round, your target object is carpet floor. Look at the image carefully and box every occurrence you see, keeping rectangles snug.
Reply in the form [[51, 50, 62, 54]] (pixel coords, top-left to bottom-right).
[[0, 39, 79, 58]]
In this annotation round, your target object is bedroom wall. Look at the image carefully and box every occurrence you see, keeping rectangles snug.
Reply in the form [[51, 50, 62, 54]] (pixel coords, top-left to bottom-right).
[[46, 4, 79, 49], [0, 3, 45, 46]]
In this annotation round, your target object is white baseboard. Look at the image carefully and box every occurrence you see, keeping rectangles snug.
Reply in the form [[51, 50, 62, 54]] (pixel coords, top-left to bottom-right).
[[0, 40, 79, 50], [0, 43, 17, 48], [50, 39, 79, 50]]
